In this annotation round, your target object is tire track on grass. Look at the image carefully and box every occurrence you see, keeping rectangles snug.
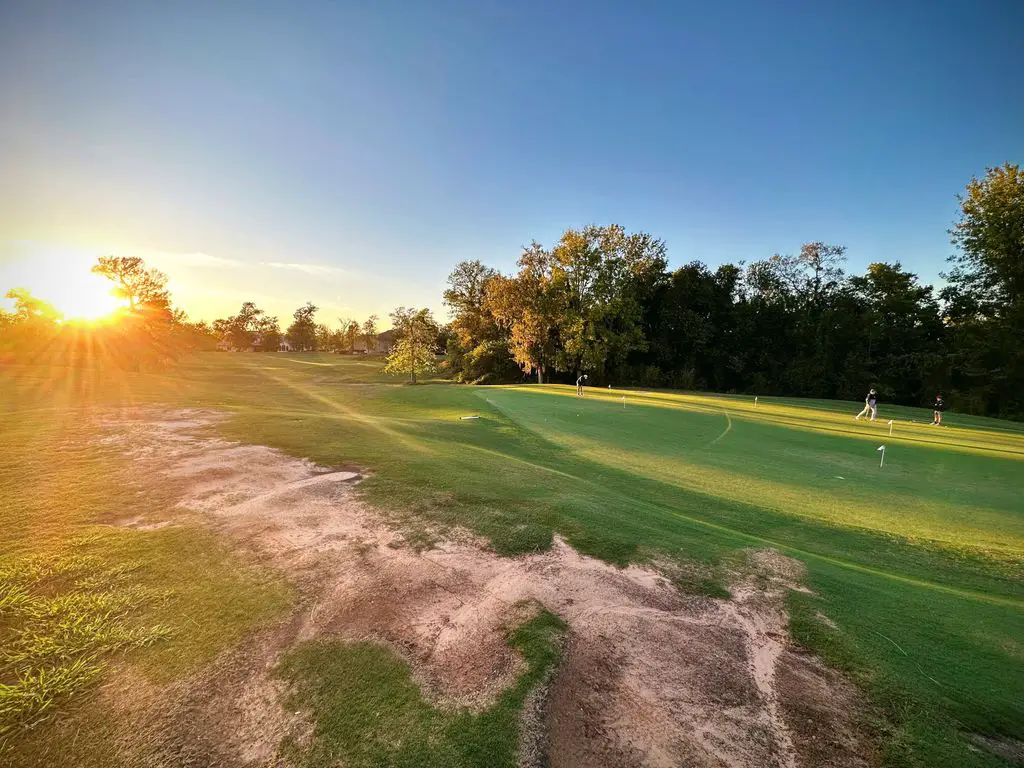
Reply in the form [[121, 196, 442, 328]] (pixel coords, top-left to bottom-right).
[[707, 409, 732, 447]]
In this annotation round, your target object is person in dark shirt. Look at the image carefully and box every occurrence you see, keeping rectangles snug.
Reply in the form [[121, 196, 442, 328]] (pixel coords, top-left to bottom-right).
[[932, 394, 945, 426], [855, 388, 878, 421]]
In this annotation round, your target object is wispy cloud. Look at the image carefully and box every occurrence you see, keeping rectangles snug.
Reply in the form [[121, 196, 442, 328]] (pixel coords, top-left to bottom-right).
[[265, 261, 346, 276], [140, 250, 240, 268], [168, 252, 240, 268]]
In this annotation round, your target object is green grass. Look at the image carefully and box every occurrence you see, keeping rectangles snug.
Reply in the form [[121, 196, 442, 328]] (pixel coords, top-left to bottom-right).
[[0, 547, 173, 741], [278, 608, 566, 768], [1, 353, 1022, 767], [0, 377, 291, 758]]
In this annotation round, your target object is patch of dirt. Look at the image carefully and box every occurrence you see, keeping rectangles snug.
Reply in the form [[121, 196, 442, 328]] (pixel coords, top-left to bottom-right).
[[775, 651, 876, 767], [144, 612, 314, 768], [92, 407, 875, 768]]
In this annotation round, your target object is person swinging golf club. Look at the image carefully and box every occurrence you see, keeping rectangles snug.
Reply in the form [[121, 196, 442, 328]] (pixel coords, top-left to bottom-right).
[[576, 374, 588, 397], [855, 388, 878, 421]]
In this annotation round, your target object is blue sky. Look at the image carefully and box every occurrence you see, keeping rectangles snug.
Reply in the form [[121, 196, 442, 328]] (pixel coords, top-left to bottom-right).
[[1, 0, 1021, 323]]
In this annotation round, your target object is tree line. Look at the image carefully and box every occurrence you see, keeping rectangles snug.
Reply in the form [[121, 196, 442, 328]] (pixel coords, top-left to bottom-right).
[[2, 163, 1020, 418], [211, 300, 384, 354], [442, 163, 1023, 419], [0, 256, 445, 385], [211, 301, 444, 384]]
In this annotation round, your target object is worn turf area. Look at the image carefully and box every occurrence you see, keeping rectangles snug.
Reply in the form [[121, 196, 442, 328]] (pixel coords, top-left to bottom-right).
[[0, 376, 291, 761], [278, 610, 566, 768], [1, 353, 1021, 767]]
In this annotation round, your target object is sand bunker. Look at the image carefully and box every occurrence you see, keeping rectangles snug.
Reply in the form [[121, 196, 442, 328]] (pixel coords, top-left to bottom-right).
[[98, 408, 873, 768]]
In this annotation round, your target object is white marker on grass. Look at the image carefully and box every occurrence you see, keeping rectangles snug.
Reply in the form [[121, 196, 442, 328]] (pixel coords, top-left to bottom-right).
[[622, 395, 626, 409], [888, 419, 894, 436], [754, 396, 759, 408], [877, 444, 886, 468]]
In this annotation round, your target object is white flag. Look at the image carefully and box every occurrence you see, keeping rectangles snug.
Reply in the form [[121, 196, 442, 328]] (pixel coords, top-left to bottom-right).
[[877, 445, 886, 451]]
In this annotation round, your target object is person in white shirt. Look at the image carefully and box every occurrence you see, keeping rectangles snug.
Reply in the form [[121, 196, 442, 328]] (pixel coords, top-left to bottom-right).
[[855, 389, 878, 421]]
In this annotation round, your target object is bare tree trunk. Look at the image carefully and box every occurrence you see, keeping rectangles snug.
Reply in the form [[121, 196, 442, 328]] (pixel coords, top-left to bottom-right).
[[537, 365, 543, 384]]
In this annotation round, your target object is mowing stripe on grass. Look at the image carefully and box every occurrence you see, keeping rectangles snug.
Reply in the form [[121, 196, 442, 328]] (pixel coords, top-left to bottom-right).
[[499, 386, 1024, 459], [451, 441, 585, 482], [649, 500, 1023, 609], [481, 390, 1021, 607], [243, 361, 430, 454]]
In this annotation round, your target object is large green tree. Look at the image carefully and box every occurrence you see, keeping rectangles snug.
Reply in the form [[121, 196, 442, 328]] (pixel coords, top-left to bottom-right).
[[287, 302, 319, 351], [384, 307, 439, 383], [549, 225, 668, 380], [443, 260, 520, 382], [484, 243, 561, 383], [653, 262, 741, 391], [942, 163, 1024, 417], [216, 302, 264, 350], [847, 263, 944, 403], [256, 315, 283, 352], [91, 256, 181, 369], [315, 323, 333, 352]]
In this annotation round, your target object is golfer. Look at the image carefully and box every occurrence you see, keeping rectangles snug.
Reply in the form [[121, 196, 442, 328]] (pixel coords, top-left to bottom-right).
[[576, 374, 588, 397], [932, 394, 945, 426], [855, 389, 878, 421]]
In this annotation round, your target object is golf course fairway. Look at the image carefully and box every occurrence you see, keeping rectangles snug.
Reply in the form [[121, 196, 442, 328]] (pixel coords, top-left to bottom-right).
[[2, 353, 1021, 767]]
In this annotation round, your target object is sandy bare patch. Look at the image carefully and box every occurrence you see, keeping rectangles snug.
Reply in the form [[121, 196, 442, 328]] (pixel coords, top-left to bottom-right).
[[94, 407, 873, 768], [775, 651, 876, 767]]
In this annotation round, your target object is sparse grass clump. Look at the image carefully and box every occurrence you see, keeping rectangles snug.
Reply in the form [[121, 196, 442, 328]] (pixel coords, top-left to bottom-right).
[[0, 549, 173, 741], [0, 382, 291, 762]]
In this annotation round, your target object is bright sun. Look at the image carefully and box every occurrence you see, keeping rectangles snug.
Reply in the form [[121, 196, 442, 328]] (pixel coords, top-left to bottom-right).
[[50, 271, 126, 322]]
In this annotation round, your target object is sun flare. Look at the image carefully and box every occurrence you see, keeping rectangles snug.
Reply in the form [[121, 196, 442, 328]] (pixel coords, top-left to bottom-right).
[[49, 270, 126, 322]]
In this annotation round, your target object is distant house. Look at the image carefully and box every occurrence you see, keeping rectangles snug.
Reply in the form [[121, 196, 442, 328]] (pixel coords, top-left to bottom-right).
[[250, 335, 294, 353], [353, 329, 397, 355], [216, 339, 232, 352]]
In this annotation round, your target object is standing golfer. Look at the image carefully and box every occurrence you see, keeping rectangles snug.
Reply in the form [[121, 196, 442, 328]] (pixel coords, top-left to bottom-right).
[[855, 388, 878, 421], [576, 374, 588, 397], [932, 394, 945, 426]]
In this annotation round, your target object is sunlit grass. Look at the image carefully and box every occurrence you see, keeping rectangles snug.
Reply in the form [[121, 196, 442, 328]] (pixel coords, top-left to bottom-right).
[[0, 549, 173, 741], [517, 384, 1024, 458], [1, 353, 1022, 767], [0, 382, 291, 760], [483, 386, 1024, 557]]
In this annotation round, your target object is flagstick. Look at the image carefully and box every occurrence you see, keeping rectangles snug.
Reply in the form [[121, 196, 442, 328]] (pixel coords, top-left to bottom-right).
[[622, 395, 626, 409], [754, 396, 758, 409], [888, 419, 893, 436]]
